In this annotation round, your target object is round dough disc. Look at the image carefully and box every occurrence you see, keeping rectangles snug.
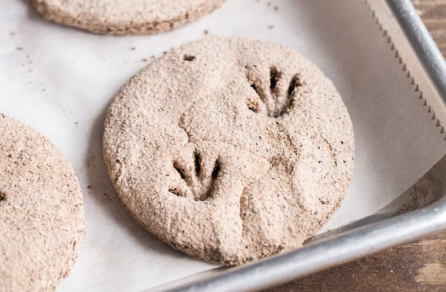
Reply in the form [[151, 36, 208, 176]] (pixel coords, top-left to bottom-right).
[[103, 36, 354, 265], [32, 0, 226, 35], [0, 114, 84, 291]]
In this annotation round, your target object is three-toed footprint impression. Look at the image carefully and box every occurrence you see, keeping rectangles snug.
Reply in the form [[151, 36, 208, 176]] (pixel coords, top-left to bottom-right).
[[103, 36, 354, 265]]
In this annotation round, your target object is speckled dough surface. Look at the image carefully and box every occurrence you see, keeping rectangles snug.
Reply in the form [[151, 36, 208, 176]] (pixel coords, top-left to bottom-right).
[[31, 0, 225, 35], [0, 114, 84, 292], [103, 37, 354, 265]]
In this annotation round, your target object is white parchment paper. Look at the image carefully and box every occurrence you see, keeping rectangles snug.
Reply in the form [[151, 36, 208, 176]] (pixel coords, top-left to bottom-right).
[[1, 0, 445, 291]]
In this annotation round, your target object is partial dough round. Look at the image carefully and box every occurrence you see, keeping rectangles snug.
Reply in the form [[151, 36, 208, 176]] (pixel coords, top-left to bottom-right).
[[0, 114, 84, 292], [103, 36, 354, 265], [32, 0, 225, 35]]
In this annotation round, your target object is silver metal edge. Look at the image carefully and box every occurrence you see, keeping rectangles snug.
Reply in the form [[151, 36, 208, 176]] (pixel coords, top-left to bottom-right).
[[386, 0, 446, 105], [153, 1, 446, 291]]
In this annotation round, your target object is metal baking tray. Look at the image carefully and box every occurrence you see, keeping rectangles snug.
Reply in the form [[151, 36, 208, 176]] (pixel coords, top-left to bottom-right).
[[2, 0, 446, 291], [149, 0, 446, 291]]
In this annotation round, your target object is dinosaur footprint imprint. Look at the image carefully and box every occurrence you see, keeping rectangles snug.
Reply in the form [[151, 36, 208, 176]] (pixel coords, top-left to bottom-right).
[[247, 66, 302, 118], [169, 150, 221, 201]]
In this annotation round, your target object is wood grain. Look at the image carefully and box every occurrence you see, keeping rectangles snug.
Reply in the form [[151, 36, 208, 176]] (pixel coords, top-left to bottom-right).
[[413, 0, 446, 57], [264, 1, 446, 291], [265, 233, 446, 292]]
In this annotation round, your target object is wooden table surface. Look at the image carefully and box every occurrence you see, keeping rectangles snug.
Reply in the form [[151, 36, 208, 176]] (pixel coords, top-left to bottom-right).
[[265, 1, 446, 291]]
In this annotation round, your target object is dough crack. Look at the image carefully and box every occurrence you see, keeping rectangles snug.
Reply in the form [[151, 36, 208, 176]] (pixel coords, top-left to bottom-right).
[[322, 136, 338, 166], [114, 159, 123, 182]]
